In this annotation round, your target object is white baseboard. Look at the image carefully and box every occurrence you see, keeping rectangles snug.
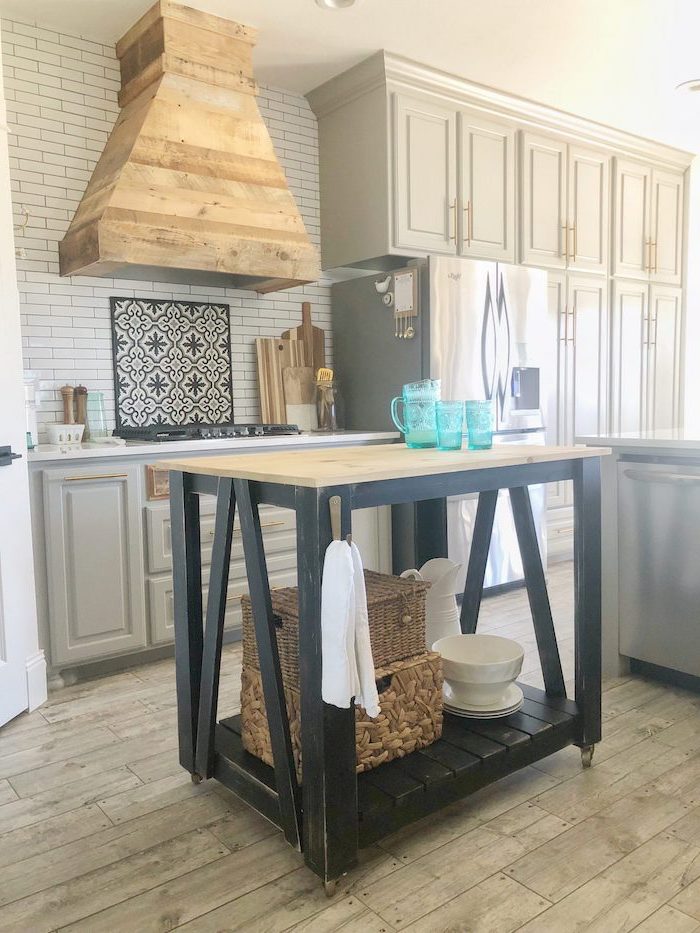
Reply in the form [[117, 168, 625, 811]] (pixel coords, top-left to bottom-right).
[[25, 650, 47, 711]]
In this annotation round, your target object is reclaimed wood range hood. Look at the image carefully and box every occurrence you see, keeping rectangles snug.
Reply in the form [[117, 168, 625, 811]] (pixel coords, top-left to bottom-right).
[[58, 0, 320, 293]]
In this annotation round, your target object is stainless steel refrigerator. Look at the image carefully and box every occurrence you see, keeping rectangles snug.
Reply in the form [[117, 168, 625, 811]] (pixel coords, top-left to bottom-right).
[[332, 255, 550, 591]]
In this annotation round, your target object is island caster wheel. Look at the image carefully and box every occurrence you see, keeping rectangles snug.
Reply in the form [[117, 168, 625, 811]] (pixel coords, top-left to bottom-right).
[[324, 880, 338, 898], [580, 745, 595, 769], [191, 772, 203, 785]]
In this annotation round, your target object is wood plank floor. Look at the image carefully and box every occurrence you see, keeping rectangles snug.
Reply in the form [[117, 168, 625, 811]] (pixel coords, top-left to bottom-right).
[[3, 561, 700, 931]]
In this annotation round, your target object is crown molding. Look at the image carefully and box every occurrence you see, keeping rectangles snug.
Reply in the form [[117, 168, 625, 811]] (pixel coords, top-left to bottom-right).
[[307, 50, 694, 171]]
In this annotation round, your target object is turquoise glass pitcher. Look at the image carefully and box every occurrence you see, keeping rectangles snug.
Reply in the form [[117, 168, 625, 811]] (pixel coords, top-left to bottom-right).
[[391, 379, 440, 448]]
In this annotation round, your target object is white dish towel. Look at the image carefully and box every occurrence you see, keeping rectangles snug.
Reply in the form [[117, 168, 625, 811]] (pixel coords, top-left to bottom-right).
[[321, 540, 380, 718]]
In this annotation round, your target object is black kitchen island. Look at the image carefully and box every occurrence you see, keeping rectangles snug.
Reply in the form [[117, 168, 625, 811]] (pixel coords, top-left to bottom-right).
[[162, 442, 608, 892]]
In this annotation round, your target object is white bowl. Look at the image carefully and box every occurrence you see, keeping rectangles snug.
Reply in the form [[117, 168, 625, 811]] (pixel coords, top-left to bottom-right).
[[432, 633, 524, 709], [47, 423, 85, 446]]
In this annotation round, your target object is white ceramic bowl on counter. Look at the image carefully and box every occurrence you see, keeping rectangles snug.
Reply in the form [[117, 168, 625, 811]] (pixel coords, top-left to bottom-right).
[[432, 633, 524, 709], [47, 423, 85, 446]]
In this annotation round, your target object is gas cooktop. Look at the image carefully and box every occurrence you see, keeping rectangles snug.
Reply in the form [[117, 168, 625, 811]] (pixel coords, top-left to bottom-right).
[[115, 424, 301, 443]]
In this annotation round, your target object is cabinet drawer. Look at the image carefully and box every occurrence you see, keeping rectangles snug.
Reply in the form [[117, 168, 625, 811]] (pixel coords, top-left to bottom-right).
[[145, 502, 295, 574], [148, 560, 298, 645]]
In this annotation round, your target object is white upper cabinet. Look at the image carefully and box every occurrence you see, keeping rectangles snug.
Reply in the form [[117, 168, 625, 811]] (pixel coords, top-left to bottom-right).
[[394, 94, 458, 254], [647, 285, 682, 429], [613, 159, 684, 285], [650, 169, 684, 285], [567, 146, 609, 273], [309, 55, 689, 274], [520, 133, 567, 269], [521, 133, 609, 274], [612, 159, 651, 279], [459, 114, 515, 261]]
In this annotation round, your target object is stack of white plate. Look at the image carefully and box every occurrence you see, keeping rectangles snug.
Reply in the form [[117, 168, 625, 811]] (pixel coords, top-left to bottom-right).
[[432, 633, 524, 720]]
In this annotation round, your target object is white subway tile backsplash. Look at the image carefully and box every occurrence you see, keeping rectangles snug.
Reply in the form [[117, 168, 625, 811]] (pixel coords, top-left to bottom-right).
[[4, 16, 332, 438]]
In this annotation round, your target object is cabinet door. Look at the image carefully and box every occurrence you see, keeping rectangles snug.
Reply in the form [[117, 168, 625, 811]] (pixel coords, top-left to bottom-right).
[[520, 132, 567, 269], [43, 466, 147, 664], [650, 169, 684, 286], [613, 158, 652, 280], [567, 274, 609, 439], [647, 285, 682, 430], [546, 272, 570, 509], [459, 113, 515, 261], [567, 146, 609, 274], [393, 94, 457, 254], [610, 279, 648, 433]]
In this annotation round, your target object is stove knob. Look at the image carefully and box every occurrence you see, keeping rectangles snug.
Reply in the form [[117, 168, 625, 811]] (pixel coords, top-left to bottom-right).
[[254, 426, 264, 436]]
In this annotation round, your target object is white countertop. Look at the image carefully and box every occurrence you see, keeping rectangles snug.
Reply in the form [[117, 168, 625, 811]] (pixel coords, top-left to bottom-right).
[[577, 429, 700, 451], [28, 431, 399, 463]]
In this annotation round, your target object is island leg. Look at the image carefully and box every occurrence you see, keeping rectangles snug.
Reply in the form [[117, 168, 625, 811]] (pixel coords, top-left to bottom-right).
[[195, 478, 236, 780], [573, 457, 602, 757], [170, 470, 203, 776], [510, 485, 566, 697], [236, 479, 302, 849], [460, 490, 498, 634], [296, 485, 358, 886]]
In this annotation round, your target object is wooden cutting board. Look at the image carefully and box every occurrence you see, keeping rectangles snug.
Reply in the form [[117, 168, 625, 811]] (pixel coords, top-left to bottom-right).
[[281, 302, 325, 373], [282, 366, 317, 430], [282, 366, 315, 405], [255, 338, 306, 423]]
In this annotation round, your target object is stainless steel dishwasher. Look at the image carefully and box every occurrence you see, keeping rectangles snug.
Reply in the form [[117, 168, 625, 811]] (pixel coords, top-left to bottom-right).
[[619, 459, 700, 677]]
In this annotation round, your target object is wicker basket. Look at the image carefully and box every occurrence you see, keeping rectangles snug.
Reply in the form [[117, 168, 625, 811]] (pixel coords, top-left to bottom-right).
[[240, 652, 443, 778], [242, 570, 430, 687]]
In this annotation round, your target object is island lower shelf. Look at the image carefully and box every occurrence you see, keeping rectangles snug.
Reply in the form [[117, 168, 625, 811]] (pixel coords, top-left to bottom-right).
[[213, 683, 580, 847]]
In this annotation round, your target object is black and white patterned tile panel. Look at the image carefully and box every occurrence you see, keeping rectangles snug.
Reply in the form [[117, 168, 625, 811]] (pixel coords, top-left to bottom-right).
[[110, 298, 234, 427]]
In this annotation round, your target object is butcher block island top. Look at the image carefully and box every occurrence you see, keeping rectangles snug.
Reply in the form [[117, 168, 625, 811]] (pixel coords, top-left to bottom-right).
[[160, 442, 610, 487]]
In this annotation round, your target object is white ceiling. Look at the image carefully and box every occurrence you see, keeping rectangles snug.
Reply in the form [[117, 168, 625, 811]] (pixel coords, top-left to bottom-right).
[[2, 0, 700, 153]]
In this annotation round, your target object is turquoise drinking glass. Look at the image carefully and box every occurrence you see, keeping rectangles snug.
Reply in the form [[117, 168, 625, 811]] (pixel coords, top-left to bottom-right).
[[465, 400, 494, 450], [436, 400, 463, 450]]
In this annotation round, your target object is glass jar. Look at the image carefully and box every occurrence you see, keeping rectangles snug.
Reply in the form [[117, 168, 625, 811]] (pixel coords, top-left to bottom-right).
[[316, 379, 339, 432], [86, 391, 108, 440]]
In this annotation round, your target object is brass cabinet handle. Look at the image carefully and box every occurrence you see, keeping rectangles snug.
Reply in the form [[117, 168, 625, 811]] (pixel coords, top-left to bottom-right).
[[65, 473, 128, 482], [559, 306, 568, 343], [449, 199, 457, 241], [207, 519, 285, 537], [653, 240, 658, 274], [469, 199, 473, 243], [644, 239, 652, 273], [561, 224, 568, 261], [567, 309, 575, 344], [571, 224, 577, 262], [643, 311, 649, 346], [463, 201, 471, 247], [651, 312, 658, 346]]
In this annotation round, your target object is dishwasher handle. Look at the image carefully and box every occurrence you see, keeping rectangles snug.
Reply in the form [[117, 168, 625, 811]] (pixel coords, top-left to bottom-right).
[[623, 468, 700, 486]]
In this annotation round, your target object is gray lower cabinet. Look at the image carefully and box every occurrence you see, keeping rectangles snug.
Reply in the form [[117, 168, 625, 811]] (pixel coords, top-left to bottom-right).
[[145, 501, 298, 645], [43, 464, 148, 665], [39, 456, 392, 668]]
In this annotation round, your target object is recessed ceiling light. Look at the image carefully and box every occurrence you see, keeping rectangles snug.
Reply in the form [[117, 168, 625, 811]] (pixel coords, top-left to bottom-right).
[[315, 0, 357, 8], [676, 79, 700, 93]]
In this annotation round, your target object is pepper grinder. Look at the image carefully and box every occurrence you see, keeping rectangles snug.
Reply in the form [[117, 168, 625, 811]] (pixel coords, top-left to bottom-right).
[[74, 385, 89, 439], [59, 385, 75, 424]]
